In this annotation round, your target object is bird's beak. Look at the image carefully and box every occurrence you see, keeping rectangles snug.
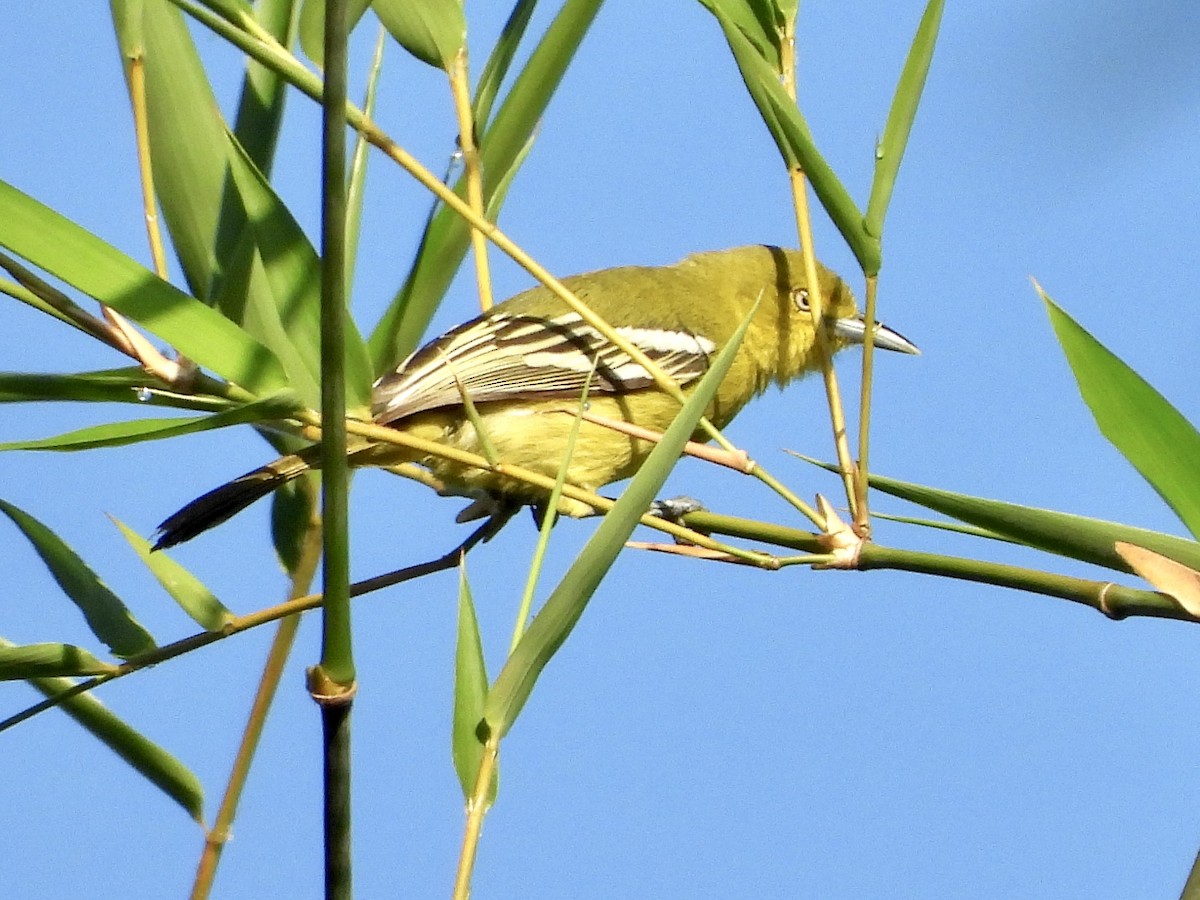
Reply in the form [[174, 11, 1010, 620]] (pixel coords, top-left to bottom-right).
[[833, 316, 920, 355]]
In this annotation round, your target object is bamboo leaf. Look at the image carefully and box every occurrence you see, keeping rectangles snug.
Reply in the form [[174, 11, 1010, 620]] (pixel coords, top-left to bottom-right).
[[298, 0, 373, 67], [698, 0, 781, 67], [271, 471, 320, 573], [0, 180, 288, 394], [865, 0, 944, 239], [1043, 290, 1200, 541], [0, 643, 117, 679], [134, 2, 372, 411], [772, 0, 798, 26], [109, 0, 146, 62], [368, 0, 605, 372], [345, 26, 387, 293], [696, 1, 877, 272], [111, 517, 235, 632], [853, 468, 1200, 575], [1, 274, 83, 332], [125, 0, 238, 304], [225, 132, 374, 412], [0, 369, 227, 410], [483, 301, 756, 738], [471, 0, 538, 129], [372, 0, 465, 70], [197, 0, 257, 24], [1, 635, 205, 821], [231, 0, 300, 171], [0, 393, 301, 452], [0, 501, 155, 659], [452, 563, 497, 803]]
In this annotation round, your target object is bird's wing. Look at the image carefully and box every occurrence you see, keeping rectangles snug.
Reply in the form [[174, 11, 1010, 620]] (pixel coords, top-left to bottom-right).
[[371, 311, 715, 423]]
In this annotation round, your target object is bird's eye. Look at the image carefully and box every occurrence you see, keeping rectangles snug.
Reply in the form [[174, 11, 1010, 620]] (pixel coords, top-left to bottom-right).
[[791, 288, 810, 312]]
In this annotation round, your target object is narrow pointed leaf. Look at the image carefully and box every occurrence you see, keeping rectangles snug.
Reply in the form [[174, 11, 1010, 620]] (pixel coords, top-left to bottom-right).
[[696, 2, 876, 272], [483, 302, 756, 737], [373, 0, 465, 70], [0, 393, 301, 452], [346, 27, 387, 292], [298, 0, 374, 68], [226, 133, 373, 412], [0, 369, 227, 410], [136, 0, 372, 415], [1, 275, 83, 331], [772, 0, 798, 25], [199, 0, 257, 23], [1044, 292, 1200, 541], [109, 0, 146, 61], [271, 471, 320, 573], [0, 643, 117, 679], [697, 0, 781, 67], [0, 501, 155, 658], [0, 181, 287, 393], [2, 636, 205, 821], [126, 0, 237, 304], [230, 0, 300, 173], [368, 0, 604, 372], [856, 469, 1200, 575], [452, 563, 497, 803], [471, 0, 538, 128], [111, 518, 234, 631], [865, 0, 943, 238]]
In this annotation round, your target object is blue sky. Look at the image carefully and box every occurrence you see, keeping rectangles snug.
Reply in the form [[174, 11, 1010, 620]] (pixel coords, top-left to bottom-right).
[[4, 3, 1200, 897]]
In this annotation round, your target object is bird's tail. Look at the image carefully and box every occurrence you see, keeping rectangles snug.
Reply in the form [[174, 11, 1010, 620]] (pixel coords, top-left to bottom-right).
[[153, 451, 315, 551]]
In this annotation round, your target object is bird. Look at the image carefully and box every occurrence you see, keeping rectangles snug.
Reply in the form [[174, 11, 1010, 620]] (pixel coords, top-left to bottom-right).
[[152, 245, 918, 549]]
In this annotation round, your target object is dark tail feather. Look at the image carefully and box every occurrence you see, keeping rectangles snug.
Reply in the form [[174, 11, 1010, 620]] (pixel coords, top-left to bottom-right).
[[153, 453, 312, 550]]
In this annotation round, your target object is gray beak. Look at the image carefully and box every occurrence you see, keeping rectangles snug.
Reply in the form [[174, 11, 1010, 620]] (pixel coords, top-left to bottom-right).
[[833, 316, 920, 355]]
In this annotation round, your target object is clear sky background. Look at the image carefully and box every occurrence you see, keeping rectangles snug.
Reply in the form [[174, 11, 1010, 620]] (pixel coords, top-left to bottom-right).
[[4, 3, 1200, 898]]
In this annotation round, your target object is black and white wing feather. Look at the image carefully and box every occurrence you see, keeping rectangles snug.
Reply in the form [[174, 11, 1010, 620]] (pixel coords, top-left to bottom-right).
[[371, 311, 715, 424]]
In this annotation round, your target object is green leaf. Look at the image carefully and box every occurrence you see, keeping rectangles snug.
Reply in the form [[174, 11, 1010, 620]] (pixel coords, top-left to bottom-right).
[[0, 393, 301, 452], [109, 0, 146, 62], [452, 563, 497, 803], [0, 643, 117, 679], [198, 0, 257, 25], [483, 300, 757, 738], [696, 1, 877, 273], [346, 26, 387, 293], [230, 0, 300, 172], [368, 0, 605, 372], [0, 369, 224, 410], [136, 0, 310, 395], [126, 0, 238, 305], [697, 0, 782, 67], [134, 0, 376, 411], [298, 0, 373, 68], [373, 0, 465, 70], [272, 472, 320, 574], [772, 0, 798, 26], [1, 635, 205, 821], [1043, 291, 1200, 542], [111, 517, 234, 632], [225, 132, 374, 412], [471, 0, 538, 129], [0, 273, 83, 332], [0, 501, 156, 659], [0, 180, 287, 394], [865, 0, 943, 239], [856, 469, 1200, 575]]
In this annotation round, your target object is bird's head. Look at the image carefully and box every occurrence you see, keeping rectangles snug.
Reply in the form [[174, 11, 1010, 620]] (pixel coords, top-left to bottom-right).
[[705, 245, 919, 384]]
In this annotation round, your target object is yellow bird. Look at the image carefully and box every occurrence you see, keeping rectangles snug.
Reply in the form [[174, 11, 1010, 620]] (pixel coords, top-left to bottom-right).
[[153, 245, 917, 549]]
